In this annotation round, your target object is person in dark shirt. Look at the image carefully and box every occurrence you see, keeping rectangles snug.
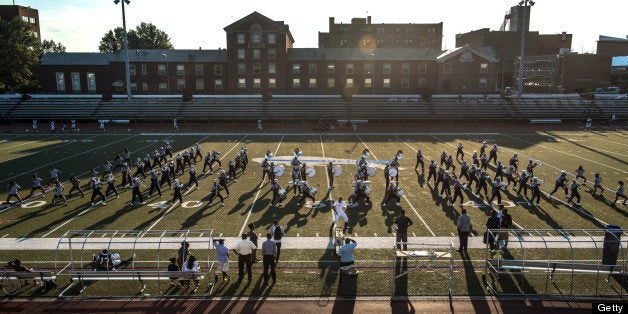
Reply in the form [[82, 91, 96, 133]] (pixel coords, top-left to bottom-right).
[[394, 210, 413, 250], [167, 257, 180, 287], [486, 210, 501, 251], [247, 223, 259, 263]]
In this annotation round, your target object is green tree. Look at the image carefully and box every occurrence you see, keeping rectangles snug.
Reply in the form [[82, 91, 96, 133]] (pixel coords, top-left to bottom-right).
[[42, 39, 66, 53], [98, 22, 172, 52], [0, 17, 41, 93]]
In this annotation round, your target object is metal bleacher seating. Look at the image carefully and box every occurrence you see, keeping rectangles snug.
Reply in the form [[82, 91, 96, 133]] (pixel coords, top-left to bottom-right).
[[93, 98, 182, 121], [9, 98, 100, 120], [180, 96, 262, 121], [513, 98, 599, 121]]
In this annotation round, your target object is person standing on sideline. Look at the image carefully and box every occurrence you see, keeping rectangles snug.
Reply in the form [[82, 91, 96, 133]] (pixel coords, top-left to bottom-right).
[[233, 233, 256, 282], [213, 239, 230, 283], [261, 233, 277, 286], [457, 208, 471, 253], [247, 223, 259, 263], [498, 207, 512, 249], [177, 241, 190, 270], [173, 118, 178, 131], [394, 210, 413, 250], [270, 220, 285, 263], [486, 210, 501, 251]]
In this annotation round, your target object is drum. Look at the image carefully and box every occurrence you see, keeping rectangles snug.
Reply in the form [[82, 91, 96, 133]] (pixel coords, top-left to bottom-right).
[[305, 166, 316, 177], [278, 188, 286, 196], [364, 187, 372, 195], [332, 165, 343, 177], [396, 189, 405, 197], [310, 188, 317, 196], [273, 165, 285, 177], [366, 166, 376, 177], [388, 167, 398, 177]]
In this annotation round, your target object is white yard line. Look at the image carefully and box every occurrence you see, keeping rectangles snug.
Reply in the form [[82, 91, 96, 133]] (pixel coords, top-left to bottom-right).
[[539, 133, 628, 158], [239, 134, 285, 236], [320, 134, 337, 228], [0, 134, 62, 151], [0, 135, 101, 164], [357, 134, 436, 237]]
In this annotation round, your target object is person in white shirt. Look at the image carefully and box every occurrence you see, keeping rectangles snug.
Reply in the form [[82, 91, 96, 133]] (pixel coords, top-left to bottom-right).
[[332, 197, 349, 226], [181, 255, 200, 287], [50, 121, 55, 133], [233, 233, 256, 281], [51, 180, 67, 206], [6, 180, 23, 207]]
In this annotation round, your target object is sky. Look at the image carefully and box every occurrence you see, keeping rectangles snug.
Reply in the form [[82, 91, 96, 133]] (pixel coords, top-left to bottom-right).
[[5, 0, 628, 53]]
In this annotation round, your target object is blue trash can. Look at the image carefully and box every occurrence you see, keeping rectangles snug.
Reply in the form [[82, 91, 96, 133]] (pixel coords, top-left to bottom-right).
[[602, 225, 622, 265]]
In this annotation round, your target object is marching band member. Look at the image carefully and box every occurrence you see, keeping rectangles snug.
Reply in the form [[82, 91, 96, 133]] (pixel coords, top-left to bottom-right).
[[122, 148, 132, 164], [105, 173, 119, 199], [113, 154, 124, 172], [505, 166, 517, 188], [202, 151, 213, 173], [90, 177, 106, 206], [384, 164, 390, 188], [143, 153, 153, 173], [160, 163, 172, 188], [152, 150, 162, 169], [291, 156, 301, 168], [472, 151, 480, 167], [566, 179, 581, 206], [526, 160, 537, 177], [451, 178, 464, 205], [489, 144, 498, 164], [529, 177, 541, 206], [383, 182, 401, 207], [67, 176, 84, 198], [516, 170, 530, 196], [172, 179, 183, 204], [235, 154, 242, 174], [439, 151, 447, 166], [188, 146, 197, 164], [613, 181, 626, 206], [456, 143, 464, 160], [480, 152, 489, 171], [299, 163, 307, 181], [435, 165, 445, 189], [30, 174, 45, 198], [121, 163, 132, 188], [210, 150, 222, 168], [327, 162, 335, 189], [240, 147, 248, 172], [592, 173, 603, 196], [459, 160, 470, 183], [260, 158, 270, 181], [218, 170, 230, 196], [208, 179, 225, 206], [257, 119, 263, 132], [468, 164, 479, 189], [228, 159, 237, 182], [427, 159, 437, 183], [159, 147, 167, 164], [445, 154, 456, 172], [188, 165, 199, 190], [176, 153, 186, 176], [182, 150, 191, 168], [51, 181, 67, 206], [349, 180, 370, 207], [147, 169, 162, 198], [414, 149, 424, 173], [130, 177, 144, 205], [488, 177, 503, 205], [195, 143, 202, 162], [509, 154, 519, 172], [291, 166, 301, 195], [6, 181, 24, 207], [268, 162, 277, 182], [549, 171, 569, 197], [479, 141, 487, 156], [173, 118, 178, 131], [585, 117, 592, 132], [475, 170, 488, 199], [168, 160, 175, 180], [165, 142, 173, 159], [48, 166, 61, 187], [495, 161, 504, 181], [135, 158, 146, 179], [332, 197, 349, 227], [357, 156, 367, 169], [32, 119, 37, 132], [575, 166, 587, 184], [297, 182, 315, 206], [101, 160, 112, 180], [440, 171, 452, 198], [270, 179, 284, 207]]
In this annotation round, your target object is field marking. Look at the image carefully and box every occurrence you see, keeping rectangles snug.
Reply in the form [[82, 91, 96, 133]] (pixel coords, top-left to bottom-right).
[[0, 134, 62, 152], [0, 135, 101, 164], [144, 135, 247, 233], [0, 134, 141, 184], [42, 201, 105, 237], [541, 133, 628, 158], [357, 134, 435, 237], [502, 134, 627, 174], [239, 135, 285, 236], [320, 134, 337, 231], [140, 132, 501, 137]]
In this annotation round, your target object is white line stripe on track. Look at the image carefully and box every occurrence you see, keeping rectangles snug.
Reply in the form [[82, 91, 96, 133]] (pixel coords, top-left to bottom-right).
[[239, 135, 285, 236], [357, 134, 435, 237]]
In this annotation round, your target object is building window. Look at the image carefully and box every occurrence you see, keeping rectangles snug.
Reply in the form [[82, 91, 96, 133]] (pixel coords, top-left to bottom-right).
[[141, 64, 147, 75], [327, 63, 335, 75], [176, 65, 185, 76], [195, 65, 203, 76], [383, 78, 391, 88], [196, 79, 204, 91], [29, 17, 36, 24], [480, 63, 488, 73], [159, 83, 167, 92], [292, 63, 300, 75], [177, 79, 185, 91], [21, 16, 28, 22], [345, 78, 354, 88], [71, 72, 80, 92], [142, 83, 148, 91], [309, 78, 317, 88], [339, 39, 348, 46], [268, 48, 276, 59], [292, 78, 300, 88], [346, 63, 354, 75], [268, 63, 276, 74], [364, 78, 372, 88], [309, 63, 317, 75], [238, 78, 246, 89], [253, 78, 261, 89], [238, 49, 245, 59], [130, 83, 137, 92], [237, 34, 245, 44], [86, 73, 96, 92], [383, 63, 392, 75], [253, 63, 261, 75], [479, 78, 487, 89], [214, 65, 223, 75], [268, 78, 276, 88], [365, 63, 372, 75], [252, 49, 261, 59], [417, 78, 427, 89], [327, 78, 335, 88], [238, 63, 246, 75], [362, 38, 371, 46], [158, 64, 166, 75], [443, 63, 452, 74], [418, 63, 427, 74], [401, 63, 410, 75], [251, 33, 261, 43], [401, 78, 410, 88], [129, 65, 136, 76], [268, 34, 276, 44], [215, 79, 223, 91]]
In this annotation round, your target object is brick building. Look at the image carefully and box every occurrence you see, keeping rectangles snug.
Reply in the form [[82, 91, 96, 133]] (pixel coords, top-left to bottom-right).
[[0, 5, 40, 42], [596, 35, 628, 56]]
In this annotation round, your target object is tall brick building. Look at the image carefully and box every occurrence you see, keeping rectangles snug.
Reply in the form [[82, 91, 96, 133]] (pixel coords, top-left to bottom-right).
[[0, 5, 40, 42]]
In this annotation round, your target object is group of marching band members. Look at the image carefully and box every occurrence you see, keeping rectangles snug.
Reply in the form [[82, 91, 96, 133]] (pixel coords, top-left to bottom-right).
[[5, 141, 253, 209]]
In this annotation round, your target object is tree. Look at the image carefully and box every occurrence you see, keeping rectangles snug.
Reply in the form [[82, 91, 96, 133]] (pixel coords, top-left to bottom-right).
[[0, 17, 41, 93], [98, 22, 172, 52], [42, 39, 66, 53]]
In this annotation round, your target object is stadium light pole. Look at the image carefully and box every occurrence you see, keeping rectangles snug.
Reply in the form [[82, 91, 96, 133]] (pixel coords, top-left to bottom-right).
[[114, 0, 132, 101], [161, 53, 169, 92], [516, 0, 535, 100], [370, 53, 375, 94]]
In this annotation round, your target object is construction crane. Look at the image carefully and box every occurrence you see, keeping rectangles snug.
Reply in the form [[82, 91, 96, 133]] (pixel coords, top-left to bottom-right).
[[499, 11, 512, 31]]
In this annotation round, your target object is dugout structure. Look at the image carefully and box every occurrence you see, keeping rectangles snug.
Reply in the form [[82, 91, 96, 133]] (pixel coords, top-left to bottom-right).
[[54, 229, 216, 298], [393, 241, 455, 301], [484, 228, 627, 298]]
